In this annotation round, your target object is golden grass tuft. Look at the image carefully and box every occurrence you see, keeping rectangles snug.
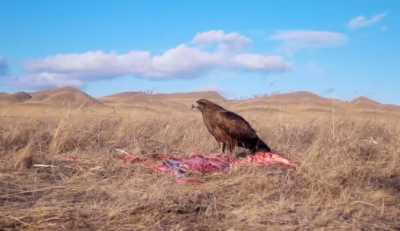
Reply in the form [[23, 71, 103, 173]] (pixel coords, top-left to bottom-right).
[[0, 96, 400, 230]]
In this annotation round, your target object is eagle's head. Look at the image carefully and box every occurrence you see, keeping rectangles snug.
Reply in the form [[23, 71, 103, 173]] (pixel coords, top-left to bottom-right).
[[192, 99, 224, 112]]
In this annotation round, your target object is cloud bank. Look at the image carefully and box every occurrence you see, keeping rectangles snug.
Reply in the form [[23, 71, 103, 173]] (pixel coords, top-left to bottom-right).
[[15, 31, 290, 89], [270, 30, 348, 54], [348, 13, 387, 30]]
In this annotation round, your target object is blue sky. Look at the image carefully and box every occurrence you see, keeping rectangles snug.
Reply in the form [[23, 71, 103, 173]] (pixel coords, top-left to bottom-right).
[[0, 1, 399, 104]]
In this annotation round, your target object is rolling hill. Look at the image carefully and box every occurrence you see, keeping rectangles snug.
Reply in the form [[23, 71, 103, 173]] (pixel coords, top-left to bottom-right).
[[26, 87, 103, 107], [0, 92, 32, 104]]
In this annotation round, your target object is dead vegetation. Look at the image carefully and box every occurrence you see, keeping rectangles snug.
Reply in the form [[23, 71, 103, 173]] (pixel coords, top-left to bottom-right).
[[0, 91, 400, 230]]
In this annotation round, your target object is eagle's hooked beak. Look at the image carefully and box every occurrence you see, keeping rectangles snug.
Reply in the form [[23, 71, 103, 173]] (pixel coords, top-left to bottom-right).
[[191, 103, 200, 111]]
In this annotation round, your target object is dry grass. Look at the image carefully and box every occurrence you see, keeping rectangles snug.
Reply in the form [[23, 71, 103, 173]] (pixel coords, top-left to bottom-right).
[[0, 97, 400, 230]]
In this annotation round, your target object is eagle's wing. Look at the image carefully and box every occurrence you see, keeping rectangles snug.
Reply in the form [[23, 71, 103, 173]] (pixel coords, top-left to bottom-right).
[[214, 110, 257, 139]]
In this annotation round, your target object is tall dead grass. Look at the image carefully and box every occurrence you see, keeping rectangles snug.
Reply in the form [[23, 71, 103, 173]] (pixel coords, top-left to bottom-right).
[[0, 104, 399, 230]]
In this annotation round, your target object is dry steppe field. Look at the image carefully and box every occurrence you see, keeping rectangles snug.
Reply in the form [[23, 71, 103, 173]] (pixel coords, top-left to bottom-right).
[[0, 87, 399, 230]]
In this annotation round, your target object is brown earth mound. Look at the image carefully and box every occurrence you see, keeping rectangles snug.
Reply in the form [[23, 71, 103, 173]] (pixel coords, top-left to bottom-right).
[[233, 91, 335, 110], [100, 91, 225, 111], [267, 91, 329, 104], [102, 90, 224, 103], [0, 92, 32, 104], [351, 96, 400, 112], [28, 87, 102, 107], [351, 96, 381, 107]]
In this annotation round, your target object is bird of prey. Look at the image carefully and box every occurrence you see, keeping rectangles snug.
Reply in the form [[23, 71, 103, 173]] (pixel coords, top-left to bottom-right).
[[193, 99, 271, 154]]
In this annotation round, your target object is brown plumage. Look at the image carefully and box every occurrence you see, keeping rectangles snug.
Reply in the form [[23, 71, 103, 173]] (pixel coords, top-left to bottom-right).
[[193, 99, 271, 154]]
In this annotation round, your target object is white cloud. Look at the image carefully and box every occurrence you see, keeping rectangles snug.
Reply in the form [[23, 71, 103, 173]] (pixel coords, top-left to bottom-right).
[[15, 31, 290, 89], [150, 44, 222, 77], [348, 13, 387, 30], [0, 57, 8, 76], [13, 72, 83, 89], [231, 54, 289, 71], [270, 30, 348, 54], [192, 30, 251, 50]]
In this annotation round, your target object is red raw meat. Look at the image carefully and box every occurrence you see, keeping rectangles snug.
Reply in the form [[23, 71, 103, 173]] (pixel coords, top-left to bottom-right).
[[117, 150, 296, 184]]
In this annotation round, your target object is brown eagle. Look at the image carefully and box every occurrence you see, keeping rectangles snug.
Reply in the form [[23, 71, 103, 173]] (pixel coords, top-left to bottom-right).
[[193, 99, 271, 154]]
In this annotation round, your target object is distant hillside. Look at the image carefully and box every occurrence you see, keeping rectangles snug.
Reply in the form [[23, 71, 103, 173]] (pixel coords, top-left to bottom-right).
[[158, 91, 224, 100], [27, 87, 102, 107], [101, 92, 154, 104], [351, 96, 400, 111], [268, 91, 328, 103], [101, 91, 225, 106], [1, 88, 399, 113], [0, 92, 32, 104], [234, 91, 335, 108], [351, 96, 381, 107]]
